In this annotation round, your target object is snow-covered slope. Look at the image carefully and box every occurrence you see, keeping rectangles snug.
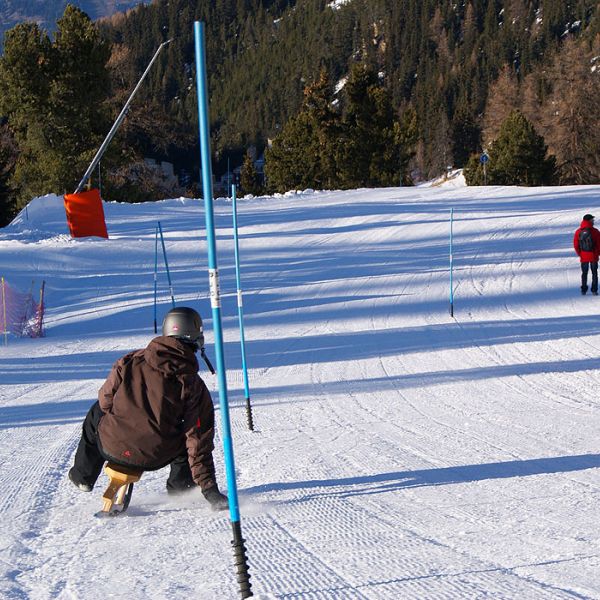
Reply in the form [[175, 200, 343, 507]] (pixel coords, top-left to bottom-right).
[[1, 182, 599, 599]]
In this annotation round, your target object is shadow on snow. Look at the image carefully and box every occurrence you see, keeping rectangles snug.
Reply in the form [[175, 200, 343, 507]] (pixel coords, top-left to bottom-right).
[[243, 454, 600, 500]]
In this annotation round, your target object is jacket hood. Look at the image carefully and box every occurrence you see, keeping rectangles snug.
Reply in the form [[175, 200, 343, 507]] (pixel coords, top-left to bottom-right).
[[581, 219, 595, 228], [144, 336, 199, 377]]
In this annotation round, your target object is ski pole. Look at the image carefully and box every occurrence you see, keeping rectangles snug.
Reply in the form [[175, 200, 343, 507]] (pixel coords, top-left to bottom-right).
[[232, 184, 254, 430], [1, 277, 7, 346], [158, 221, 175, 308], [195, 21, 252, 598], [37, 280, 45, 338], [449, 208, 454, 317], [153, 224, 159, 333]]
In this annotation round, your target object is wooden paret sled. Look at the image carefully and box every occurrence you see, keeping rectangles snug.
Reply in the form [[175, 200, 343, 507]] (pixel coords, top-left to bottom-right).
[[95, 463, 143, 518]]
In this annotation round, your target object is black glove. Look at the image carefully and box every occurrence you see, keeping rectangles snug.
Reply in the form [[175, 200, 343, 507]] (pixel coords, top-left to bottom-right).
[[202, 485, 229, 511]]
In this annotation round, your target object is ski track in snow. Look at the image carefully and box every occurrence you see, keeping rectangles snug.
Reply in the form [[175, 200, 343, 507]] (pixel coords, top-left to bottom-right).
[[1, 184, 600, 598]]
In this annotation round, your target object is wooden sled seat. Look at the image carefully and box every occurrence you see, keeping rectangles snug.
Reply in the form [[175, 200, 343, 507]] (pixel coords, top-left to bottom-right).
[[100, 462, 143, 515]]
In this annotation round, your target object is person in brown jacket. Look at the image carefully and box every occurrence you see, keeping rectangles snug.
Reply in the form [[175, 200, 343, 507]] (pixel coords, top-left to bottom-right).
[[68, 306, 228, 511]]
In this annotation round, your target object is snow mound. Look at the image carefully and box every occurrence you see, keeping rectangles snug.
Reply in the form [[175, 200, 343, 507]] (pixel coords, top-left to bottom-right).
[[422, 169, 466, 188], [2, 194, 70, 242]]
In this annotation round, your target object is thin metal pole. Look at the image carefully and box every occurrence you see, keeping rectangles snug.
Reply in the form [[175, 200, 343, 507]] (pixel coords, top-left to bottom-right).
[[74, 39, 172, 194], [232, 184, 254, 431], [24, 280, 34, 334], [449, 208, 454, 318], [158, 221, 175, 308], [1, 277, 7, 346], [37, 280, 45, 337], [195, 21, 252, 599], [153, 224, 159, 333]]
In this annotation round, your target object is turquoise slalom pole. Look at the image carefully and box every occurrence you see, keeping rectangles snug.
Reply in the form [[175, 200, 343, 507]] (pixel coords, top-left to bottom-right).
[[153, 224, 159, 333], [158, 221, 175, 308], [232, 184, 254, 431], [194, 21, 252, 598], [449, 208, 454, 317]]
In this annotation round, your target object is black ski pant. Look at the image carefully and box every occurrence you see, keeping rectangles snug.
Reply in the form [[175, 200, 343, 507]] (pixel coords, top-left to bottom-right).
[[71, 401, 195, 491], [581, 261, 598, 293]]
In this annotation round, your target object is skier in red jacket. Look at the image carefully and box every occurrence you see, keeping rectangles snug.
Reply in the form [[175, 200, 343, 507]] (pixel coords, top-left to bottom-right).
[[573, 214, 600, 295]]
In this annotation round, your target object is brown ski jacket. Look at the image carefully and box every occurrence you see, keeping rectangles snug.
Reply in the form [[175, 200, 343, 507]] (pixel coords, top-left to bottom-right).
[[96, 336, 216, 490]]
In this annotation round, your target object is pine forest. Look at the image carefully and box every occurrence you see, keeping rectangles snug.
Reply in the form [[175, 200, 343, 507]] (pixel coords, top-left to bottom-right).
[[1, 0, 599, 224]]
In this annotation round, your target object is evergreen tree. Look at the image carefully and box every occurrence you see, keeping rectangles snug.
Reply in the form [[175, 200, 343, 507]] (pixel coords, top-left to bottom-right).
[[46, 5, 112, 192], [240, 150, 263, 196], [337, 63, 404, 187], [450, 102, 480, 168], [0, 23, 52, 206], [424, 104, 453, 178], [483, 110, 556, 185], [266, 65, 416, 191], [394, 105, 418, 185], [265, 70, 340, 192], [463, 152, 486, 186], [0, 23, 52, 142], [0, 5, 112, 205], [264, 112, 320, 192], [0, 137, 16, 227]]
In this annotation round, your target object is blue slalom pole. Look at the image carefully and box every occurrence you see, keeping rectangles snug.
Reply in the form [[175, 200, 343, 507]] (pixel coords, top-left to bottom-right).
[[232, 184, 254, 431], [153, 224, 159, 333], [194, 21, 252, 598], [449, 208, 454, 317], [157, 221, 175, 308]]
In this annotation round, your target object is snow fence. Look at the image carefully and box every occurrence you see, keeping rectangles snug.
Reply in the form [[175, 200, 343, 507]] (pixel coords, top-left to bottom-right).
[[1, 278, 45, 343]]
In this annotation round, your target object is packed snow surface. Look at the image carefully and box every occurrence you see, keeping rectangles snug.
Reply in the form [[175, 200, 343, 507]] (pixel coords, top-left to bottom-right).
[[1, 181, 600, 599]]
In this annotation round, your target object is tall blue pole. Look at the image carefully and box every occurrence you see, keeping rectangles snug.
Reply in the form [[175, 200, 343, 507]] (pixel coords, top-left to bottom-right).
[[194, 21, 252, 598], [449, 208, 454, 318], [158, 221, 175, 308], [232, 184, 254, 431], [153, 225, 159, 333], [228, 157, 231, 198]]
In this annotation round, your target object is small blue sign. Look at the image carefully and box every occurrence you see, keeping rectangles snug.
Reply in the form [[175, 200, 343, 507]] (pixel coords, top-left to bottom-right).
[[480, 153, 489, 164]]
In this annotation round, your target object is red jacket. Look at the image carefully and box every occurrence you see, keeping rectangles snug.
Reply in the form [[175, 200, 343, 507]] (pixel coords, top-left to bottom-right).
[[574, 220, 600, 263]]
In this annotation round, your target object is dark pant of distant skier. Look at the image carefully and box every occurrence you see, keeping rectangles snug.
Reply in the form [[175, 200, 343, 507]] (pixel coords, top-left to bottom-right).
[[580, 261, 598, 294], [71, 401, 195, 492]]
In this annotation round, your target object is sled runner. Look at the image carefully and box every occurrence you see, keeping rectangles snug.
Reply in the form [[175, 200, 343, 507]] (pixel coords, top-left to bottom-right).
[[96, 463, 143, 517]]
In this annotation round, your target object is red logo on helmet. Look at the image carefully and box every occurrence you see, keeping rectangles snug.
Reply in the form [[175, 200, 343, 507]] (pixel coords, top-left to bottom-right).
[[123, 450, 132, 458]]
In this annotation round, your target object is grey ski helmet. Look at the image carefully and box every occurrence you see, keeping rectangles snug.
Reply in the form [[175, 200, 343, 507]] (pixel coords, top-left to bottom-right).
[[162, 307, 204, 347]]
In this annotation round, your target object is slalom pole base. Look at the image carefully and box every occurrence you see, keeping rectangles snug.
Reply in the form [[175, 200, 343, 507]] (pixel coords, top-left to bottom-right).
[[231, 520, 252, 598], [245, 397, 255, 431], [450, 303, 454, 318]]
